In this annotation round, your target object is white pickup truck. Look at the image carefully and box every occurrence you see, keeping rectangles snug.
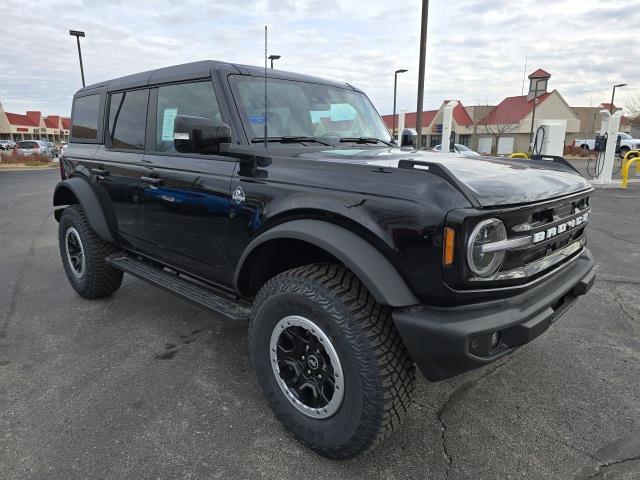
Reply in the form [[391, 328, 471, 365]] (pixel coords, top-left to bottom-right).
[[574, 132, 640, 156]]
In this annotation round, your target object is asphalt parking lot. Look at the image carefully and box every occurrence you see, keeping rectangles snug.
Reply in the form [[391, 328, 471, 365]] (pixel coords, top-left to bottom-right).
[[1, 168, 639, 480]]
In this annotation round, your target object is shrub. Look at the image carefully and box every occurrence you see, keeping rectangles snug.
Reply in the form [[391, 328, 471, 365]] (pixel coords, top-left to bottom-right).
[[0, 151, 52, 165], [563, 144, 590, 157]]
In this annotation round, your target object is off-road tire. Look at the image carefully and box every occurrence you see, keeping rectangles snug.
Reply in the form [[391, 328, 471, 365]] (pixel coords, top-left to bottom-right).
[[58, 204, 123, 299], [619, 146, 630, 158], [249, 263, 416, 460]]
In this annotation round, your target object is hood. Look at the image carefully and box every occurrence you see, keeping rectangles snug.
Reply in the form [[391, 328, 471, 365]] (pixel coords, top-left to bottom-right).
[[297, 147, 591, 207]]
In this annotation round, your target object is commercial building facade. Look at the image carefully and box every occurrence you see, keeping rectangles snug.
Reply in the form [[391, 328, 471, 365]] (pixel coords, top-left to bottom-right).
[[0, 102, 70, 142], [383, 69, 632, 154]]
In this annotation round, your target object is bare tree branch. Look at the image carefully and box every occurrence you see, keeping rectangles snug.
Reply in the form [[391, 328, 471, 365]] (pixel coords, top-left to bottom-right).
[[474, 103, 518, 154], [626, 92, 640, 127]]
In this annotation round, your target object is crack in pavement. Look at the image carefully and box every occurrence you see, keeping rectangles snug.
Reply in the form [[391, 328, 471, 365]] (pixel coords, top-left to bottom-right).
[[0, 211, 52, 339], [431, 348, 530, 478], [612, 287, 640, 323], [574, 430, 640, 479], [580, 455, 640, 479]]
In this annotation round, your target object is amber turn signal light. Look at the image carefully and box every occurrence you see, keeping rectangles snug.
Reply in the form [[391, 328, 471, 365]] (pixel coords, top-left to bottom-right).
[[443, 227, 456, 266]]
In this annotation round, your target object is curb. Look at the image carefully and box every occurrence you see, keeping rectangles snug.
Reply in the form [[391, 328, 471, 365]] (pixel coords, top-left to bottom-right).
[[0, 166, 57, 172]]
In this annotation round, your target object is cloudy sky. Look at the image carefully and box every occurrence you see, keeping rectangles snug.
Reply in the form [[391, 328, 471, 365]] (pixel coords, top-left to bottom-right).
[[1, 0, 639, 117]]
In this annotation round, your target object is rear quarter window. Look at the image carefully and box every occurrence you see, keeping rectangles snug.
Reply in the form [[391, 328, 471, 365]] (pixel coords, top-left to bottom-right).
[[71, 94, 100, 140]]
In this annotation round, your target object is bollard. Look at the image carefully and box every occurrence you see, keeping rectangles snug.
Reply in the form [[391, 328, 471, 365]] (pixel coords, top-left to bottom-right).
[[621, 150, 640, 189]]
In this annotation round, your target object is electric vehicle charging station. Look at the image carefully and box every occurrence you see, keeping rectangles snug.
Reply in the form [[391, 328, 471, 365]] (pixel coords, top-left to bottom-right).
[[442, 101, 458, 152], [532, 119, 567, 157], [398, 108, 406, 136], [592, 109, 623, 185]]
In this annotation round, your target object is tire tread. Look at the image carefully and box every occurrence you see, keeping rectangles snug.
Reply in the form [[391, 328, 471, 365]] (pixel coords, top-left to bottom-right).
[[249, 263, 415, 459], [59, 205, 123, 299]]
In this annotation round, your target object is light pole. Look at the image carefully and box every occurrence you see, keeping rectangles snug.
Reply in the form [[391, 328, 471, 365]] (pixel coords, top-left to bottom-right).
[[415, 0, 429, 149], [610, 83, 627, 114], [69, 30, 86, 87], [392, 69, 408, 140], [268, 54, 281, 69]]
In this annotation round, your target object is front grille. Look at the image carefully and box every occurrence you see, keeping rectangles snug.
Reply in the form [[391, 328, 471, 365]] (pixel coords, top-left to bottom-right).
[[446, 190, 592, 290], [501, 200, 589, 273]]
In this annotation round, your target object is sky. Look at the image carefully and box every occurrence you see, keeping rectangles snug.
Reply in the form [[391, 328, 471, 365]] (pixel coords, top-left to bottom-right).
[[1, 0, 639, 118]]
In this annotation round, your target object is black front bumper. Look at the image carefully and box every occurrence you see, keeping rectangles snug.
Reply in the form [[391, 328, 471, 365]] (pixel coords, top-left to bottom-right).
[[392, 248, 595, 381]]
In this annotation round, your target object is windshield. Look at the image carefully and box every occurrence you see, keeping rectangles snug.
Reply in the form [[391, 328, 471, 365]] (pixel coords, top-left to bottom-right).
[[229, 75, 391, 144], [619, 132, 632, 139], [456, 144, 472, 151]]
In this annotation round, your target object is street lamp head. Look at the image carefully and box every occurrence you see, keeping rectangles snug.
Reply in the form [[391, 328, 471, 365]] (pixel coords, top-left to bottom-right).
[[268, 55, 281, 61], [614, 83, 627, 88], [69, 30, 85, 37], [395, 69, 408, 74]]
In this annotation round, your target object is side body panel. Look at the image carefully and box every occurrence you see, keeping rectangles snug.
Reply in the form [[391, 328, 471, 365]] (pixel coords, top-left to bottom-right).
[[139, 155, 235, 286], [227, 152, 471, 303], [91, 146, 145, 248]]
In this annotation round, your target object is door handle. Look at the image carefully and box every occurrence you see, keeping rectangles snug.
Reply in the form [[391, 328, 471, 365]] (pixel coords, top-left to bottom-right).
[[93, 168, 110, 177], [141, 176, 163, 186]]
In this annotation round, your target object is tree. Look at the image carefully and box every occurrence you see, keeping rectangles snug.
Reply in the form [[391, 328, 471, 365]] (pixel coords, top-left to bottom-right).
[[626, 92, 640, 127], [480, 123, 519, 155], [475, 105, 518, 155]]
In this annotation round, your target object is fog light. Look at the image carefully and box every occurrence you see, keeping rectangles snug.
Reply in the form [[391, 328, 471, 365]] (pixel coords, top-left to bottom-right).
[[490, 332, 501, 349]]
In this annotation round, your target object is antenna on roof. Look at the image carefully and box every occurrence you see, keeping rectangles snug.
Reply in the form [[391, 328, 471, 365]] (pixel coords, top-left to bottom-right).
[[264, 25, 268, 152]]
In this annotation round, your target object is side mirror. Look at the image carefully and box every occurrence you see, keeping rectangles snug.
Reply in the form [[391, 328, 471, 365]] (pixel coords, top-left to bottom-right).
[[173, 115, 231, 154], [400, 128, 417, 148]]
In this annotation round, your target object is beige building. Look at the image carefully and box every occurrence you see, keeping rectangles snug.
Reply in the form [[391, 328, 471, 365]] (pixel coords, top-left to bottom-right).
[[0, 102, 70, 142], [475, 70, 581, 154], [570, 103, 631, 146], [383, 100, 476, 150], [384, 68, 633, 155]]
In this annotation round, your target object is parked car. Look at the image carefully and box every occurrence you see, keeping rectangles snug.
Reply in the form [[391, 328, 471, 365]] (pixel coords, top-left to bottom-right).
[[15, 140, 44, 156], [574, 132, 640, 156], [433, 143, 481, 156], [35, 140, 54, 157], [46, 141, 59, 157], [54, 60, 594, 460], [0, 139, 16, 150]]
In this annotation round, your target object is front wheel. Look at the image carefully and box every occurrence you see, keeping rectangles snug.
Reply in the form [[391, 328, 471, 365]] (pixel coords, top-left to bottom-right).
[[249, 264, 416, 459]]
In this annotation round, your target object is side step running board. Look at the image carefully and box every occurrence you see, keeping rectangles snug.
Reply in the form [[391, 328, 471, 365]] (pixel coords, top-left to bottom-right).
[[105, 254, 251, 323]]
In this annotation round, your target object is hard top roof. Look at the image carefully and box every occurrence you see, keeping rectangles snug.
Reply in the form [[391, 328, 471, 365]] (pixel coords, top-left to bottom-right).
[[75, 60, 357, 96]]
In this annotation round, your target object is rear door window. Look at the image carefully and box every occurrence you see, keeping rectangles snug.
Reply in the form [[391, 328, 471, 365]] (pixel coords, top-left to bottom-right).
[[71, 94, 100, 140], [154, 81, 221, 153], [107, 89, 149, 150]]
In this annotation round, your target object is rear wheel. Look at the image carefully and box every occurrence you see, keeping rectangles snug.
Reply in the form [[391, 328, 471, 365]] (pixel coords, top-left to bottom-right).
[[249, 264, 415, 459], [58, 205, 123, 299], [620, 146, 630, 158]]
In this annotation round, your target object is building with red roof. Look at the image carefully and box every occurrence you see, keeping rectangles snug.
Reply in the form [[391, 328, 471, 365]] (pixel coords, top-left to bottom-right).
[[382, 100, 476, 149], [0, 102, 70, 142], [472, 70, 583, 154], [382, 69, 610, 155]]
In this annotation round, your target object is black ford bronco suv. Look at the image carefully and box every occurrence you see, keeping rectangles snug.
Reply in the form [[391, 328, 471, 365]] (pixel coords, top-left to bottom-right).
[[54, 60, 595, 459]]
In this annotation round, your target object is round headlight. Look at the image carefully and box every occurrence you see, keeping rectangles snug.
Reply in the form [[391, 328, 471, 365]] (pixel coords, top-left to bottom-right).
[[467, 218, 507, 277]]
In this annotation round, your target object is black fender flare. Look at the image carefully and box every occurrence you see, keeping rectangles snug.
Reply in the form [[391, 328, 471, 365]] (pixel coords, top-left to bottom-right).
[[53, 177, 115, 243], [234, 219, 420, 307]]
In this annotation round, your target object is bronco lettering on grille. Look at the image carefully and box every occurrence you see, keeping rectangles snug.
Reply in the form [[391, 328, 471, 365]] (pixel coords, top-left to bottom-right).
[[532, 212, 589, 244]]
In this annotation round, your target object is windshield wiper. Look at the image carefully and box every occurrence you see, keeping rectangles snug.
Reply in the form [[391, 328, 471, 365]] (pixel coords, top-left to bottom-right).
[[251, 136, 332, 146], [339, 137, 393, 146]]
